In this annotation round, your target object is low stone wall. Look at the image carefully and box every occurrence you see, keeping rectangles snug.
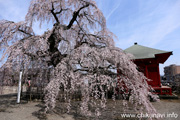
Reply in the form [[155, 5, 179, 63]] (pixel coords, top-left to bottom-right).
[[0, 85, 27, 95]]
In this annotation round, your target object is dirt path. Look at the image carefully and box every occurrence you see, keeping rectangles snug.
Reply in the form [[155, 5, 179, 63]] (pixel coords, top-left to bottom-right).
[[0, 102, 40, 120], [0, 95, 74, 120], [152, 99, 180, 120], [0, 95, 179, 120]]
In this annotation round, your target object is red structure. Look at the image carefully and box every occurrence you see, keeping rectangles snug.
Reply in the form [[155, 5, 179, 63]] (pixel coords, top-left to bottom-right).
[[125, 43, 173, 95]]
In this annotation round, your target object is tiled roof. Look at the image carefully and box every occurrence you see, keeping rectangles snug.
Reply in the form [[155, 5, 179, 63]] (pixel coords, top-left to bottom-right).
[[124, 43, 172, 59]]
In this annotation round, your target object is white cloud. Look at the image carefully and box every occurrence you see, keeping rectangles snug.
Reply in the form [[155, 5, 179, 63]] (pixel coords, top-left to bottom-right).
[[114, 0, 180, 49], [106, 1, 121, 20], [147, 1, 180, 47]]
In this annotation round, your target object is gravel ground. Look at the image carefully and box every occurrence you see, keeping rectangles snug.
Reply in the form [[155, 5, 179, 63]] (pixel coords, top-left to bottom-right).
[[0, 95, 179, 120], [152, 99, 180, 120], [0, 95, 74, 120]]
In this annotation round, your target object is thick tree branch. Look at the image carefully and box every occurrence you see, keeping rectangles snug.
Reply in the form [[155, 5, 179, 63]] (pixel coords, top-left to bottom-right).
[[47, 29, 67, 67], [66, 4, 89, 29]]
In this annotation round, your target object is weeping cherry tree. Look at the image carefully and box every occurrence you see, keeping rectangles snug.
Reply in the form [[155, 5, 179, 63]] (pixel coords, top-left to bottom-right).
[[0, 0, 158, 117]]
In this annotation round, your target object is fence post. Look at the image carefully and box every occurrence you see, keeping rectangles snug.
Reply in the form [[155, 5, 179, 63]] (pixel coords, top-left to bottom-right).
[[17, 71, 23, 103]]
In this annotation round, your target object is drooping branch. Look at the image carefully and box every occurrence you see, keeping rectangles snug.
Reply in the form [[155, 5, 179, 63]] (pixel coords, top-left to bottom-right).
[[18, 28, 33, 36]]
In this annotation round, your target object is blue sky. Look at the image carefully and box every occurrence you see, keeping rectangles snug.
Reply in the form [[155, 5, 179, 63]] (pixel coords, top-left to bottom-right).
[[0, 0, 180, 75]]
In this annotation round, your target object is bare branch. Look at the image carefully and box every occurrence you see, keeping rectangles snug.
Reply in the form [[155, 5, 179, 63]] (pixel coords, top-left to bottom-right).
[[66, 4, 89, 29], [55, 8, 69, 14], [51, 2, 60, 23]]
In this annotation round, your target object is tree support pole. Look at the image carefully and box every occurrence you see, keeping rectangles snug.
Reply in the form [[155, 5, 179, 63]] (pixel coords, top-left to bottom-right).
[[17, 71, 23, 103]]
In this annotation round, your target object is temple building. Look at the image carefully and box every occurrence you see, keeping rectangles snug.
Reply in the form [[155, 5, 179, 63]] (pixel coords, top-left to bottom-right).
[[124, 43, 173, 95]]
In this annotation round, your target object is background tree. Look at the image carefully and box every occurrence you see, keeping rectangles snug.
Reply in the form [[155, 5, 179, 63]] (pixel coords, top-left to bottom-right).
[[0, 0, 158, 117]]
